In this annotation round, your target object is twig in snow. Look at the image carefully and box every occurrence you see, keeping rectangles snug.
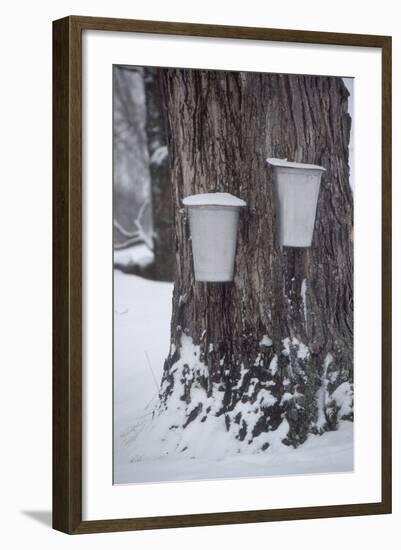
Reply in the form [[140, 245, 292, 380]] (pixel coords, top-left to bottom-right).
[[143, 393, 158, 411], [144, 352, 160, 391]]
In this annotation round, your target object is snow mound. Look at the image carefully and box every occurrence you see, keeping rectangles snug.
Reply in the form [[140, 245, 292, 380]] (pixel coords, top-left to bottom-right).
[[114, 243, 154, 269], [331, 382, 353, 419]]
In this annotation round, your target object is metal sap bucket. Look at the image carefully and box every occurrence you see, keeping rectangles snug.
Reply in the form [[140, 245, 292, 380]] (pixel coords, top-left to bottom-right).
[[182, 192, 246, 282], [267, 158, 326, 247]]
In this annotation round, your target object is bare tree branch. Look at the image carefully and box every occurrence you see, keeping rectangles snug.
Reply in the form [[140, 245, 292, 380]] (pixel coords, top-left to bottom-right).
[[113, 235, 144, 249], [113, 199, 154, 251], [114, 219, 139, 238]]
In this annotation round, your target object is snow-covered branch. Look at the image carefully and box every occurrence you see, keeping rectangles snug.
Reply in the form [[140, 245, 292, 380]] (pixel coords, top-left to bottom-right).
[[113, 219, 139, 239], [113, 199, 153, 251], [113, 234, 144, 249]]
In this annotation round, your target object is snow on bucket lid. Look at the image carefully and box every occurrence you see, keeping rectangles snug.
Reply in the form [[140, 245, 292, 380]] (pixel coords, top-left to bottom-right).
[[182, 192, 246, 207], [266, 158, 326, 171]]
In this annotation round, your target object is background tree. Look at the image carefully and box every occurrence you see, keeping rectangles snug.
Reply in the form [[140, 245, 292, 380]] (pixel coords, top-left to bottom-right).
[[113, 65, 174, 281], [113, 66, 153, 250], [143, 67, 175, 281], [148, 69, 353, 453]]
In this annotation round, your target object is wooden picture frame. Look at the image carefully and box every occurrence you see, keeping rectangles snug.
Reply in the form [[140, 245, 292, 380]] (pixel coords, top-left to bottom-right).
[[53, 15, 392, 534]]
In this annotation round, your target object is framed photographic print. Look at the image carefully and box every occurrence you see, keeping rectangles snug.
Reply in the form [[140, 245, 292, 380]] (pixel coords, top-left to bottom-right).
[[53, 16, 392, 534]]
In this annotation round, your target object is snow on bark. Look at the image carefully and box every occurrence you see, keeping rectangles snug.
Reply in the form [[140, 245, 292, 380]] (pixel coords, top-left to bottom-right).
[[128, 334, 295, 459]]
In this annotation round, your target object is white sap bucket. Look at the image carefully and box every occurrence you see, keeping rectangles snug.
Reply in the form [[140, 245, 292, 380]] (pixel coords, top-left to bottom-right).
[[182, 192, 246, 282], [267, 158, 326, 247]]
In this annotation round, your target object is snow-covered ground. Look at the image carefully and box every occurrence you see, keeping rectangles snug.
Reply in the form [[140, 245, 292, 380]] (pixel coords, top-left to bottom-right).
[[114, 269, 353, 485], [113, 243, 154, 270], [113, 269, 173, 483]]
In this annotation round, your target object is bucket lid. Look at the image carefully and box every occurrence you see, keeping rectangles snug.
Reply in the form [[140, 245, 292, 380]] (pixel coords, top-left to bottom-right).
[[266, 158, 326, 171], [182, 192, 246, 207]]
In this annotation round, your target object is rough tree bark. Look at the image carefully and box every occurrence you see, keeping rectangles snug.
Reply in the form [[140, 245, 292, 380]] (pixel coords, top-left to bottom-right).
[[154, 70, 353, 452], [142, 67, 175, 282]]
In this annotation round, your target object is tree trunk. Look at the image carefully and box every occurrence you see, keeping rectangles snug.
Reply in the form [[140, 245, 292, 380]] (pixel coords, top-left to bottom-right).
[[151, 69, 353, 454], [142, 67, 174, 281]]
